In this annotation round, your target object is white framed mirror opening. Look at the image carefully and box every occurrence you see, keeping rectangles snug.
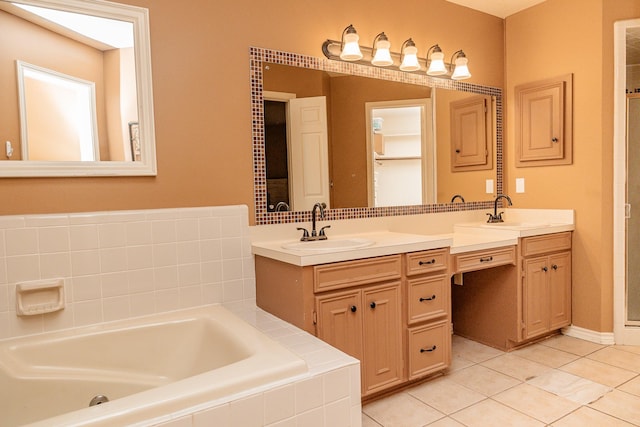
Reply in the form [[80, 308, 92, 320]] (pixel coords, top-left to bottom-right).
[[250, 47, 503, 225], [0, 0, 156, 177]]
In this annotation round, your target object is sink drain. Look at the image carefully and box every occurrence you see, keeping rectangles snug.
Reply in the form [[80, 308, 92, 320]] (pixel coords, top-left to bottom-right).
[[89, 395, 109, 407]]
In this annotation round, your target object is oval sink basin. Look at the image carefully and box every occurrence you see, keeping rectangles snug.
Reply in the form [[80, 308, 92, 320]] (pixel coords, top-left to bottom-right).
[[480, 222, 549, 229], [282, 238, 375, 252]]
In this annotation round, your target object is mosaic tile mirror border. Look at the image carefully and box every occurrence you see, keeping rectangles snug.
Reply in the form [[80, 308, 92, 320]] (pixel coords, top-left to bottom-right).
[[250, 46, 503, 225]]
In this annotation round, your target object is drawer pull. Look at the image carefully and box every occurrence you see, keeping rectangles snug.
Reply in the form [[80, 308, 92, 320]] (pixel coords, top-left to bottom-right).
[[419, 259, 437, 266], [419, 295, 437, 302], [479, 256, 494, 263], [350, 305, 357, 313], [420, 345, 437, 353]]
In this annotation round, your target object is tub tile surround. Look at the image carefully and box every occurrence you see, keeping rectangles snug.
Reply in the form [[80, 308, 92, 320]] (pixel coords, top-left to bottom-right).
[[0, 205, 256, 340], [0, 205, 362, 427]]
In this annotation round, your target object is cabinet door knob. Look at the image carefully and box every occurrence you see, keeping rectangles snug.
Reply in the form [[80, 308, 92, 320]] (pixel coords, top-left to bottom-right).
[[420, 295, 437, 302], [420, 345, 437, 353], [552, 264, 558, 270], [419, 259, 436, 266], [370, 301, 376, 309], [350, 305, 357, 313], [455, 149, 461, 153], [552, 137, 559, 142], [542, 266, 548, 272]]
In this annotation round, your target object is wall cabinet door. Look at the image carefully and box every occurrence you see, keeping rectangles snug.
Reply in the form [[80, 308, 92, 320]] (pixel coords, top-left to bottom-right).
[[362, 283, 403, 394], [523, 251, 571, 340], [316, 290, 363, 361]]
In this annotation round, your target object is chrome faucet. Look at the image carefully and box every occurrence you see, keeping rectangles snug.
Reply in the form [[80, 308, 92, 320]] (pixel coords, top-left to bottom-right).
[[487, 194, 512, 223], [274, 201, 289, 212], [451, 194, 465, 203], [297, 202, 331, 241]]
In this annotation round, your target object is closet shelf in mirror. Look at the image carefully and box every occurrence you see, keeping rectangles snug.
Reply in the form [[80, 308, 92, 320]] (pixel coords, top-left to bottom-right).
[[375, 156, 422, 161]]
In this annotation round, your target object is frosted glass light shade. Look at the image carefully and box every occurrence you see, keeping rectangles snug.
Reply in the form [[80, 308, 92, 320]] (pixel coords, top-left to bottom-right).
[[426, 51, 447, 76], [399, 43, 420, 71], [340, 31, 363, 61], [451, 55, 471, 80], [372, 39, 393, 66]]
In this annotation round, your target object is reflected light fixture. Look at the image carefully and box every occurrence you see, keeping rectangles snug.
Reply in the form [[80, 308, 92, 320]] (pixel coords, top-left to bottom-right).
[[399, 38, 420, 71], [371, 32, 393, 66], [339, 24, 363, 61], [450, 50, 471, 80], [425, 44, 447, 76]]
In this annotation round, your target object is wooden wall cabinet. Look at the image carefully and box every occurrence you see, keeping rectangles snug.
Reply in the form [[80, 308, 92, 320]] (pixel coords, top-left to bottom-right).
[[515, 74, 573, 167]]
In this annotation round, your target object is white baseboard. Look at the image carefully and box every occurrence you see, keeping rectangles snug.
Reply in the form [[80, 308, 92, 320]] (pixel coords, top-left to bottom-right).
[[562, 325, 616, 345]]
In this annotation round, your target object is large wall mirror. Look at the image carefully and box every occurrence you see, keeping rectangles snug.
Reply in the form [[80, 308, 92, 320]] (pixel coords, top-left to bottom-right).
[[0, 0, 156, 177], [251, 47, 503, 225]]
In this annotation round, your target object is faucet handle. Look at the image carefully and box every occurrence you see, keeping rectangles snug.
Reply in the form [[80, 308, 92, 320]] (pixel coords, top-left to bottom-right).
[[319, 225, 331, 238], [296, 227, 310, 241]]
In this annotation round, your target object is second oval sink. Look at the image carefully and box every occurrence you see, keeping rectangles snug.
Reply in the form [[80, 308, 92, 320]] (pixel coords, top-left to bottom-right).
[[282, 238, 375, 252]]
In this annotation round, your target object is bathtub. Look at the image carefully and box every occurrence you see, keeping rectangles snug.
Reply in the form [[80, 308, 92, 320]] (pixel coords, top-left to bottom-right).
[[0, 304, 308, 426]]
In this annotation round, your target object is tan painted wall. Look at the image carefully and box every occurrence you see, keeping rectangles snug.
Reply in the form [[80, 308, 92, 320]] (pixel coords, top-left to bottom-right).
[[505, 0, 640, 333], [0, 0, 503, 219]]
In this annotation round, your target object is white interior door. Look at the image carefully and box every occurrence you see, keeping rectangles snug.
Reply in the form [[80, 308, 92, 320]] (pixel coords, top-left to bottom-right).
[[288, 96, 330, 211]]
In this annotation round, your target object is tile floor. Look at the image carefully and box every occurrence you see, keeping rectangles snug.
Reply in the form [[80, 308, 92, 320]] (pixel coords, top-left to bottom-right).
[[362, 334, 640, 426]]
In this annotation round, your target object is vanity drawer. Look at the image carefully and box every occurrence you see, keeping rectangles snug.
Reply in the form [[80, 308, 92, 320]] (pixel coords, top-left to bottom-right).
[[314, 255, 402, 293], [407, 319, 450, 380], [521, 232, 572, 257], [453, 246, 516, 273], [407, 274, 449, 324], [405, 248, 449, 276]]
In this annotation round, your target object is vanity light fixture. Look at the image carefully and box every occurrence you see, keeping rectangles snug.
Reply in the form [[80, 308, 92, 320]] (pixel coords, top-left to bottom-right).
[[450, 50, 471, 80], [425, 44, 448, 76], [399, 38, 421, 71], [339, 24, 363, 61], [371, 32, 394, 66], [321, 26, 471, 80]]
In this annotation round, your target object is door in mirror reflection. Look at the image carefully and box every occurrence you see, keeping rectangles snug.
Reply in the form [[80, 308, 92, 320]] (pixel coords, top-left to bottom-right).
[[264, 94, 330, 212], [366, 99, 434, 207]]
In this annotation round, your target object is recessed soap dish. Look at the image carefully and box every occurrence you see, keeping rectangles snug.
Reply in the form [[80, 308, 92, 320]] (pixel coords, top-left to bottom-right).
[[16, 278, 65, 316]]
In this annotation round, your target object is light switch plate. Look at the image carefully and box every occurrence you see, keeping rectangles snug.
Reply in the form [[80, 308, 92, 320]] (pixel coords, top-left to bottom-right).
[[516, 178, 525, 193], [486, 179, 494, 194]]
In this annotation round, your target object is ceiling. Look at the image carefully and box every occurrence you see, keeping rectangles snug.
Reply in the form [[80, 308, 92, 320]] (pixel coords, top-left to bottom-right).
[[445, 0, 547, 18]]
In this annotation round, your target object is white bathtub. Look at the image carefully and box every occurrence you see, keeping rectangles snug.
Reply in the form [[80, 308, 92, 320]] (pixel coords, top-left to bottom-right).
[[0, 305, 307, 426]]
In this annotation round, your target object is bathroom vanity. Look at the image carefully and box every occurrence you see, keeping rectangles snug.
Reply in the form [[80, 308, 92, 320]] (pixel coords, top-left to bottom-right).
[[252, 213, 574, 400]]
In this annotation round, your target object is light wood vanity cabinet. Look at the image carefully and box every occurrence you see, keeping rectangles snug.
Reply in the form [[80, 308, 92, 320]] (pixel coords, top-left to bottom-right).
[[404, 249, 451, 380], [521, 232, 572, 340], [255, 248, 451, 399]]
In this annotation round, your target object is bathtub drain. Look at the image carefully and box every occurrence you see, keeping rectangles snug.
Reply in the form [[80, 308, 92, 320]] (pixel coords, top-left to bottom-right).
[[89, 395, 109, 407]]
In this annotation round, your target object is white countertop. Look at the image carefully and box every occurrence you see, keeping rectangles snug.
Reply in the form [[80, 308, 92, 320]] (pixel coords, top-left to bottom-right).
[[252, 231, 452, 266], [251, 209, 576, 266]]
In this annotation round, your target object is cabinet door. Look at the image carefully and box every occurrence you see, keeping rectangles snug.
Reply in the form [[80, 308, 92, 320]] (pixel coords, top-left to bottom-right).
[[523, 256, 550, 339], [450, 95, 491, 171], [362, 283, 403, 395], [549, 251, 572, 330], [316, 290, 363, 361]]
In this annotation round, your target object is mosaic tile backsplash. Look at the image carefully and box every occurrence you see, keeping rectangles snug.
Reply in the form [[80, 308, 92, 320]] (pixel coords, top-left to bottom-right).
[[0, 205, 255, 340]]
